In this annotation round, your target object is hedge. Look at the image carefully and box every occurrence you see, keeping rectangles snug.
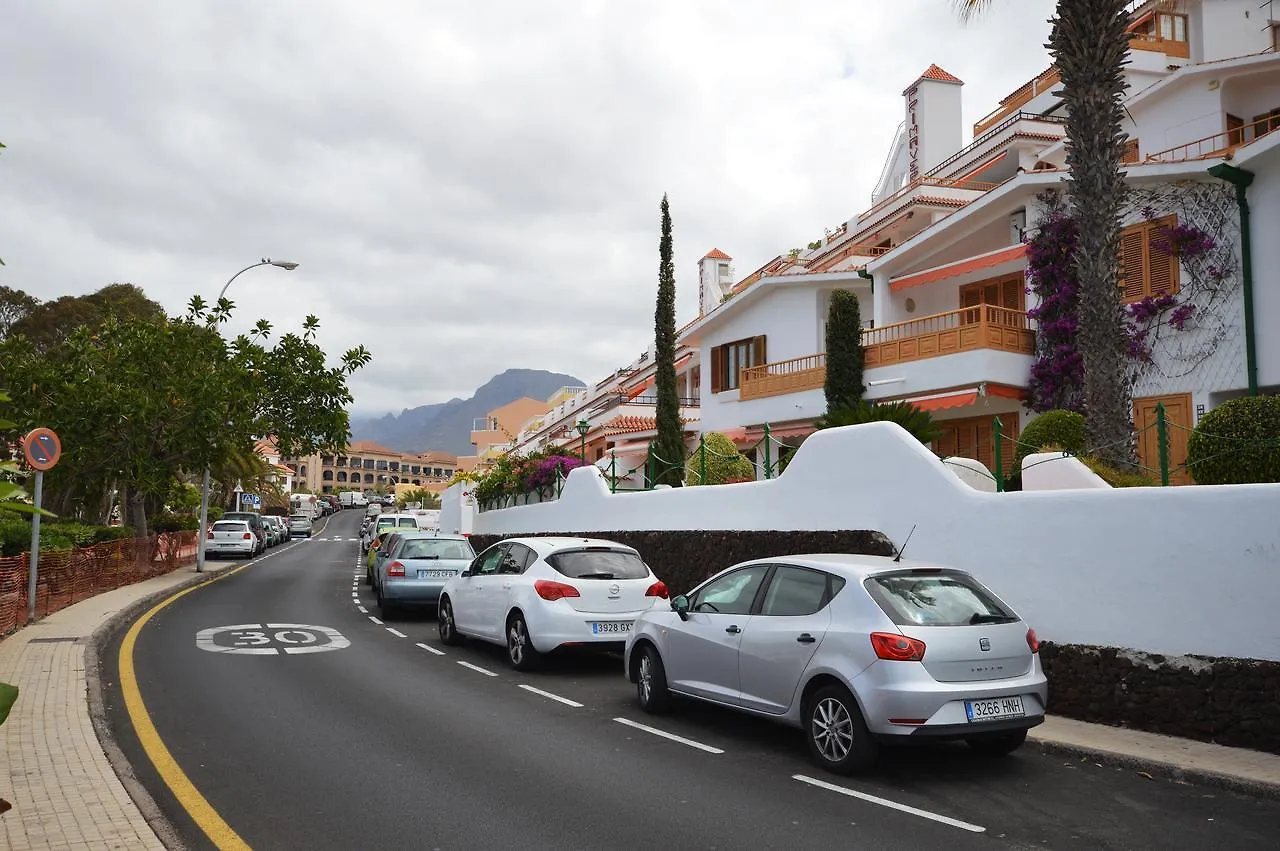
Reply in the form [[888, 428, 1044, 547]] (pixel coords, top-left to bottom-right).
[[1187, 395, 1280, 485]]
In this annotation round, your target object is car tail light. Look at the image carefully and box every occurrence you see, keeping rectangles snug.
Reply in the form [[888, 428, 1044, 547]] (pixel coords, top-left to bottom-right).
[[534, 579, 580, 601], [387, 561, 405, 577], [206, 529, 214, 539], [242, 533, 253, 540], [1026, 627, 1039, 653], [870, 632, 926, 662], [645, 581, 669, 598]]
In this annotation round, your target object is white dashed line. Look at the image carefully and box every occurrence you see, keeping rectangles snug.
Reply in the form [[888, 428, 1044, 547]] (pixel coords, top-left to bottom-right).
[[357, 606, 368, 613], [386, 628, 407, 638], [368, 616, 384, 625], [351, 592, 359, 598], [518, 684, 583, 708], [456, 660, 498, 677], [613, 718, 724, 754], [792, 775, 986, 833], [416, 642, 445, 656]]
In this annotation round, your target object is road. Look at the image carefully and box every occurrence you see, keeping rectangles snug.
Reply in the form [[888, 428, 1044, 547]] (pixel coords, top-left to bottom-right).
[[97, 509, 1280, 850]]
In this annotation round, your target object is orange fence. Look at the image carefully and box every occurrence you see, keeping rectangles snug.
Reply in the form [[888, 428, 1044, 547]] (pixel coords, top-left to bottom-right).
[[0, 532, 197, 636]]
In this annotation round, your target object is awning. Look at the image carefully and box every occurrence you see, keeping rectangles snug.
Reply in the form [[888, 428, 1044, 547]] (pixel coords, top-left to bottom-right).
[[890, 243, 1027, 291], [952, 150, 1007, 184], [906, 389, 979, 411], [607, 440, 652, 455], [625, 379, 654, 400], [745, 423, 815, 441]]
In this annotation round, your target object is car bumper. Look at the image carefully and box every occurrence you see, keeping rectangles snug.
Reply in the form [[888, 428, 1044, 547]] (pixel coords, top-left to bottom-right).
[[526, 604, 658, 653], [382, 579, 449, 606], [851, 658, 1049, 739], [208, 544, 255, 556]]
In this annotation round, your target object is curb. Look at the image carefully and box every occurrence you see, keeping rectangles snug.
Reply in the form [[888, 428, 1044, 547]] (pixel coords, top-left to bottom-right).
[[84, 560, 243, 851], [1028, 736, 1280, 801]]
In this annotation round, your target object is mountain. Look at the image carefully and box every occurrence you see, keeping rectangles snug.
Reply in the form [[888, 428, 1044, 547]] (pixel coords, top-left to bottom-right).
[[352, 369, 584, 455]]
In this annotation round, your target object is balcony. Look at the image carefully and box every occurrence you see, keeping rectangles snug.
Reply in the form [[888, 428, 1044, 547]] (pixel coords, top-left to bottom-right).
[[1145, 114, 1279, 164], [738, 306, 1035, 401], [973, 66, 1061, 136]]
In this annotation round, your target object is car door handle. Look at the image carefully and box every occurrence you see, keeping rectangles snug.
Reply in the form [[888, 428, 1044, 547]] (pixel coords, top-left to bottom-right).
[[797, 633, 816, 644], [725, 625, 741, 634]]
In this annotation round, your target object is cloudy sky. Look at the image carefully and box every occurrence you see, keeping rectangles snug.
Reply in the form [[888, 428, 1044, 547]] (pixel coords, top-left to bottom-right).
[[1, 0, 1057, 416]]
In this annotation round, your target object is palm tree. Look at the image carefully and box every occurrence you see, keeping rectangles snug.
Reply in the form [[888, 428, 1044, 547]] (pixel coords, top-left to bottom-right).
[[957, 0, 1136, 467], [210, 443, 282, 509]]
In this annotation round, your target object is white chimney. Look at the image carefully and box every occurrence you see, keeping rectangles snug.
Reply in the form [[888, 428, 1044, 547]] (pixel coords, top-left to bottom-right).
[[698, 249, 734, 316], [902, 64, 964, 179]]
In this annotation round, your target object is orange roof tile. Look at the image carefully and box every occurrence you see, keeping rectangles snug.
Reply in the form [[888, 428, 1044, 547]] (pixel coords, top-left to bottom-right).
[[347, 439, 398, 456], [904, 64, 964, 94], [602, 415, 695, 435], [703, 248, 732, 260]]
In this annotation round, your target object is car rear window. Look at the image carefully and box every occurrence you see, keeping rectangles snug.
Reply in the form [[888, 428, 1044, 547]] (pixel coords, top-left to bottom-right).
[[290, 514, 309, 522], [545, 549, 649, 580], [864, 570, 1016, 627], [396, 518, 418, 528], [377, 517, 397, 529], [213, 522, 247, 532], [399, 539, 474, 560]]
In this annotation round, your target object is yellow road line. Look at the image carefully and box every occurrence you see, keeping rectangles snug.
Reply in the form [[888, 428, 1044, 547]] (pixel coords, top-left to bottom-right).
[[118, 561, 257, 851]]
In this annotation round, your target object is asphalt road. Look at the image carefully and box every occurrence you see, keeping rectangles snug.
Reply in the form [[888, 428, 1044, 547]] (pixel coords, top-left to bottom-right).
[[97, 510, 1280, 850]]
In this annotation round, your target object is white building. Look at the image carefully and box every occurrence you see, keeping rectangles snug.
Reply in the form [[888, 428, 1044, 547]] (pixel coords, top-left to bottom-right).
[[676, 0, 1279, 482]]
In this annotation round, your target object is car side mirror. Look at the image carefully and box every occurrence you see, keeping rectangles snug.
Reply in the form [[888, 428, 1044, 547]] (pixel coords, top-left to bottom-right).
[[459, 570, 472, 579], [671, 595, 690, 621]]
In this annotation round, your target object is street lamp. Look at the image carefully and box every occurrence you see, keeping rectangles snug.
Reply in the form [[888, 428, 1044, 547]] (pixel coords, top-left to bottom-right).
[[575, 419, 590, 465], [195, 258, 300, 573]]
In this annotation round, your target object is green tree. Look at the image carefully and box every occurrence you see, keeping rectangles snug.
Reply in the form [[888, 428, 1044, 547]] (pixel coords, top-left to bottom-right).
[[686, 432, 755, 485], [0, 285, 39, 341], [397, 487, 442, 509], [815, 400, 940, 446], [957, 0, 1135, 467], [652, 194, 687, 486], [823, 289, 866, 413], [10, 283, 165, 353]]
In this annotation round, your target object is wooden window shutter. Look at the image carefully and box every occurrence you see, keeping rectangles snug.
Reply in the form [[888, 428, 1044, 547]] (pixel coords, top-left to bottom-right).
[[710, 345, 725, 393], [1119, 225, 1147, 302], [752, 335, 767, 367], [1147, 215, 1179, 296]]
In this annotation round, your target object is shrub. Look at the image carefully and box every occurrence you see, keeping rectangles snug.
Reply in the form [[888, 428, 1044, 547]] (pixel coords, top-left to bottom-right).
[[1079, 455, 1154, 487], [686, 432, 755, 486], [1016, 410, 1086, 471], [522, 455, 585, 491], [151, 512, 199, 533], [814, 400, 940, 446], [1186, 395, 1280, 485]]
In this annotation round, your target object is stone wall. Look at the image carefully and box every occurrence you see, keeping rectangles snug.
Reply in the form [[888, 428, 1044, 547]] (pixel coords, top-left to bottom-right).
[[1040, 642, 1280, 756], [466, 529, 896, 596]]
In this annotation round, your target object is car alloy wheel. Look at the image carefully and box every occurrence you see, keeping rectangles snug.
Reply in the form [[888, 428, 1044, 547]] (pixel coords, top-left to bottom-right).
[[805, 684, 876, 774], [636, 645, 671, 713], [506, 614, 541, 671], [438, 599, 460, 645], [812, 697, 855, 762]]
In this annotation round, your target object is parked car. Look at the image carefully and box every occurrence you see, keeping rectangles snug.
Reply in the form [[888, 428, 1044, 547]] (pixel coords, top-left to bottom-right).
[[623, 554, 1047, 775], [220, 511, 268, 554], [437, 537, 669, 671], [206, 520, 257, 559], [376, 533, 475, 619], [369, 531, 407, 592], [266, 516, 288, 545], [288, 513, 314, 538], [361, 513, 421, 556]]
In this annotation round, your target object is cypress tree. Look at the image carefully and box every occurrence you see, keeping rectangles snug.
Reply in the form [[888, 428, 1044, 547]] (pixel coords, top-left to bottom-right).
[[653, 194, 687, 485], [823, 289, 866, 413]]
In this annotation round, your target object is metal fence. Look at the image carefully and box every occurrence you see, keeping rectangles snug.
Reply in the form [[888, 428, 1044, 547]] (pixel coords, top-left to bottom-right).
[[0, 532, 197, 636]]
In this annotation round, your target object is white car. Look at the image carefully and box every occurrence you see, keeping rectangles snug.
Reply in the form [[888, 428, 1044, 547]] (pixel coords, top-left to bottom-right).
[[206, 520, 257, 558], [437, 537, 669, 671]]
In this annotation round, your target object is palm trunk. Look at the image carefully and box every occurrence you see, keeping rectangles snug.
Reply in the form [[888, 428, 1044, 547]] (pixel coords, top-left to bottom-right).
[[1050, 0, 1137, 467]]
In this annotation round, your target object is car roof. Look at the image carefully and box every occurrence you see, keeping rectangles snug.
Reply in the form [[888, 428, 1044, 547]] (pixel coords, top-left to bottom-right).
[[726, 552, 968, 580], [505, 536, 639, 555], [376, 513, 417, 521], [389, 530, 468, 541]]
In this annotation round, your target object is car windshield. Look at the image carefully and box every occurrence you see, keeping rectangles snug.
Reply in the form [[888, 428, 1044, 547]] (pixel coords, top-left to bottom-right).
[[545, 549, 649, 580], [398, 539, 474, 561], [864, 570, 1016, 627], [212, 522, 246, 532]]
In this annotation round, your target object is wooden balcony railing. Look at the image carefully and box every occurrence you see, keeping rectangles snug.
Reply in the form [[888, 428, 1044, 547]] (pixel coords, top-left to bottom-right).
[[1128, 30, 1190, 59], [862, 176, 999, 224], [1145, 114, 1280, 164], [973, 67, 1062, 136], [738, 306, 1035, 401]]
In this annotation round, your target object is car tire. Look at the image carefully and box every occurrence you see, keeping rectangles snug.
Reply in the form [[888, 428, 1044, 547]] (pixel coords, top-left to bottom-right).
[[635, 644, 672, 714], [438, 597, 462, 645], [506, 612, 542, 671], [805, 683, 877, 775], [966, 728, 1028, 757], [379, 597, 396, 621]]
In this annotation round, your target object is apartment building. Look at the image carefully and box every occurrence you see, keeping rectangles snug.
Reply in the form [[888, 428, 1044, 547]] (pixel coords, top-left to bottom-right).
[[284, 440, 459, 494], [679, 0, 1279, 480]]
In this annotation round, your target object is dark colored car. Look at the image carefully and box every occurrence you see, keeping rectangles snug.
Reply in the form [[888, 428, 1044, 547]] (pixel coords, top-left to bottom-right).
[[220, 511, 268, 554]]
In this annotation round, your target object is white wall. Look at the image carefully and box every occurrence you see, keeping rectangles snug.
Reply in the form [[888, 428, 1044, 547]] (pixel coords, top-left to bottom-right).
[[1021, 452, 1110, 490], [473, 422, 1280, 662], [1244, 142, 1280, 388], [1128, 79, 1225, 157], [1193, 0, 1273, 63], [912, 79, 964, 176]]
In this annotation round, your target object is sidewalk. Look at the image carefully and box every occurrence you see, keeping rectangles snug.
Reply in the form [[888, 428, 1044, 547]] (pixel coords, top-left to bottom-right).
[[4, 568, 1280, 851], [0, 563, 234, 851]]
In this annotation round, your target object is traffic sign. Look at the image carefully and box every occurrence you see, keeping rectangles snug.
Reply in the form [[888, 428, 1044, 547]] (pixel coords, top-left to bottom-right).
[[22, 428, 62, 472]]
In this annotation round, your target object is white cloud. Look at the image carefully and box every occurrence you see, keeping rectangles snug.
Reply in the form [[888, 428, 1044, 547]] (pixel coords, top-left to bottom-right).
[[0, 0, 1057, 414]]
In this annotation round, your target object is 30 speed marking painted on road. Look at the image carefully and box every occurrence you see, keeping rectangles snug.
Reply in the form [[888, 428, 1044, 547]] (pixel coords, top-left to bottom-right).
[[195, 623, 350, 655]]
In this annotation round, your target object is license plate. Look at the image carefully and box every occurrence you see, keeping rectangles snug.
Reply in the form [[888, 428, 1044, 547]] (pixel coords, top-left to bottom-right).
[[590, 621, 632, 635], [964, 696, 1026, 722], [417, 570, 453, 579]]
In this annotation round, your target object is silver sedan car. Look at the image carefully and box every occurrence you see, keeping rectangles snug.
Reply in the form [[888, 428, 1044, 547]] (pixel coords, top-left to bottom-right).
[[623, 553, 1047, 775]]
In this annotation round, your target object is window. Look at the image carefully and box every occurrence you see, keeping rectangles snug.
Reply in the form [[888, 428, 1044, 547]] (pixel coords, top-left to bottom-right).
[[1254, 108, 1280, 137], [399, 538, 475, 561], [472, 545, 508, 575], [364, 459, 375, 469], [1272, 23, 1279, 52], [1157, 12, 1186, 42], [389, 461, 400, 472], [337, 471, 348, 482], [1119, 215, 1180, 303], [321, 455, 334, 466], [322, 470, 334, 481], [411, 465, 421, 474], [864, 570, 1016, 627], [501, 543, 535, 574], [364, 473, 374, 483], [1121, 138, 1139, 163], [709, 335, 767, 393], [546, 548, 649, 580], [960, 275, 1024, 313], [691, 565, 769, 615], [348, 457, 361, 468], [336, 456, 347, 467], [760, 566, 845, 617], [718, 262, 731, 280]]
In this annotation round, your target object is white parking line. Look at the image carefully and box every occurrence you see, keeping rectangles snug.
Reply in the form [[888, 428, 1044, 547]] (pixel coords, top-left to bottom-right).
[[351, 592, 359, 598], [612, 718, 724, 754], [386, 628, 407, 638], [519, 684, 583, 708], [416, 642, 445, 656], [357, 606, 368, 613], [792, 775, 985, 833], [456, 660, 498, 677], [368, 616, 384, 625]]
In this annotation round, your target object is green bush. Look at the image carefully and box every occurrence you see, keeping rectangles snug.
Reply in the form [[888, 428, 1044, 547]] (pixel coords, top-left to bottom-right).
[[1186, 395, 1280, 485], [686, 432, 755, 485], [1079, 455, 1154, 487], [1016, 410, 1086, 471], [152, 512, 199, 533], [814, 400, 940, 445]]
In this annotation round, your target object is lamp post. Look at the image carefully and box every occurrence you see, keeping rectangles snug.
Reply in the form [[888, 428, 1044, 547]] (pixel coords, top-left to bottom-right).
[[575, 419, 590, 465], [196, 258, 299, 573]]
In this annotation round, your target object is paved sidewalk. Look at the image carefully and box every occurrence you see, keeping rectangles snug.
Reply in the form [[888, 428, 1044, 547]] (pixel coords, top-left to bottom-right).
[[0, 564, 231, 851]]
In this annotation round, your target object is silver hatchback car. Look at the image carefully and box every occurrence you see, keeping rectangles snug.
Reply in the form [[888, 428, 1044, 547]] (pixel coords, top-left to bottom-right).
[[624, 553, 1047, 775]]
